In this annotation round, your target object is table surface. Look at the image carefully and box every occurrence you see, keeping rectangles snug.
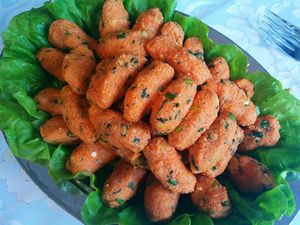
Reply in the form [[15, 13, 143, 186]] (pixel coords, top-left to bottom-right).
[[0, 0, 300, 225]]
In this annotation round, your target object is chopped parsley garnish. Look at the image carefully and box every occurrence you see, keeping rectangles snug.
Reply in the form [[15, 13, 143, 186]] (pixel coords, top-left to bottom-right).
[[156, 117, 169, 123], [211, 166, 217, 171], [113, 189, 121, 194], [82, 41, 88, 45], [132, 137, 140, 144], [183, 77, 193, 86], [165, 92, 177, 99], [198, 127, 204, 132], [175, 126, 183, 132], [66, 131, 76, 138], [186, 99, 191, 104], [188, 50, 204, 60], [228, 112, 236, 122], [187, 49, 193, 55], [131, 57, 138, 64], [166, 171, 177, 186], [211, 180, 218, 188], [117, 32, 126, 39], [260, 119, 270, 130], [128, 181, 135, 191], [221, 201, 230, 207], [252, 131, 264, 139], [106, 123, 112, 128], [159, 99, 169, 110], [202, 81, 208, 86], [141, 88, 150, 98], [197, 85, 201, 91], [121, 124, 128, 136], [174, 110, 181, 120], [167, 179, 177, 186], [174, 103, 180, 107], [115, 198, 125, 205], [194, 52, 204, 60], [112, 66, 117, 73], [225, 121, 229, 130], [65, 30, 72, 36], [156, 131, 168, 136]]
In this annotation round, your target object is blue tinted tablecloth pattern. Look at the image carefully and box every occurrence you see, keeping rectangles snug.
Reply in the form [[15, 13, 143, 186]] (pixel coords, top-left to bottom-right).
[[0, 0, 299, 225]]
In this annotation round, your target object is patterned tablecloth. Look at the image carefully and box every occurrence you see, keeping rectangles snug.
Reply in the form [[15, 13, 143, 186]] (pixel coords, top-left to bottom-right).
[[0, 0, 299, 225]]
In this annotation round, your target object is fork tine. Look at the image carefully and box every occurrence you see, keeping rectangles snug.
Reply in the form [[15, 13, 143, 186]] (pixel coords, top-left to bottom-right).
[[266, 10, 300, 35], [264, 10, 300, 46], [260, 9, 300, 60], [261, 28, 295, 57], [262, 17, 300, 47], [265, 10, 300, 44], [260, 20, 295, 50], [260, 22, 297, 58]]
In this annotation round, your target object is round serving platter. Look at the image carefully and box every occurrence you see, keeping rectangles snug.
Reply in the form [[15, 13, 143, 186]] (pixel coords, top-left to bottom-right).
[[4, 10, 299, 225]]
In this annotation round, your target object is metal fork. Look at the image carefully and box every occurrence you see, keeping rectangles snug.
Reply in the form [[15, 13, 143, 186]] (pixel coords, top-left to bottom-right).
[[259, 9, 300, 61]]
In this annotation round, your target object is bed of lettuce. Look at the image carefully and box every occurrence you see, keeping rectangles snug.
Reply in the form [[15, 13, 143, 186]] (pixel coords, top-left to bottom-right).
[[0, 0, 299, 224]]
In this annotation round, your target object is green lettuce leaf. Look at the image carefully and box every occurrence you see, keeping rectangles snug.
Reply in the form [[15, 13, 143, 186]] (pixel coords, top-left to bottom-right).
[[48, 145, 97, 192], [251, 147, 300, 179], [75, 0, 105, 39], [124, 0, 177, 23], [259, 89, 300, 148], [1, 8, 53, 63], [237, 72, 283, 105], [255, 178, 295, 218], [191, 213, 214, 225], [57, 179, 86, 195], [50, 144, 151, 225], [45, 0, 86, 30], [221, 178, 293, 225], [213, 209, 251, 225], [205, 43, 248, 81], [167, 215, 191, 225], [0, 100, 52, 163], [0, 59, 51, 98], [82, 189, 153, 225], [173, 12, 212, 51], [0, 0, 300, 225]]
